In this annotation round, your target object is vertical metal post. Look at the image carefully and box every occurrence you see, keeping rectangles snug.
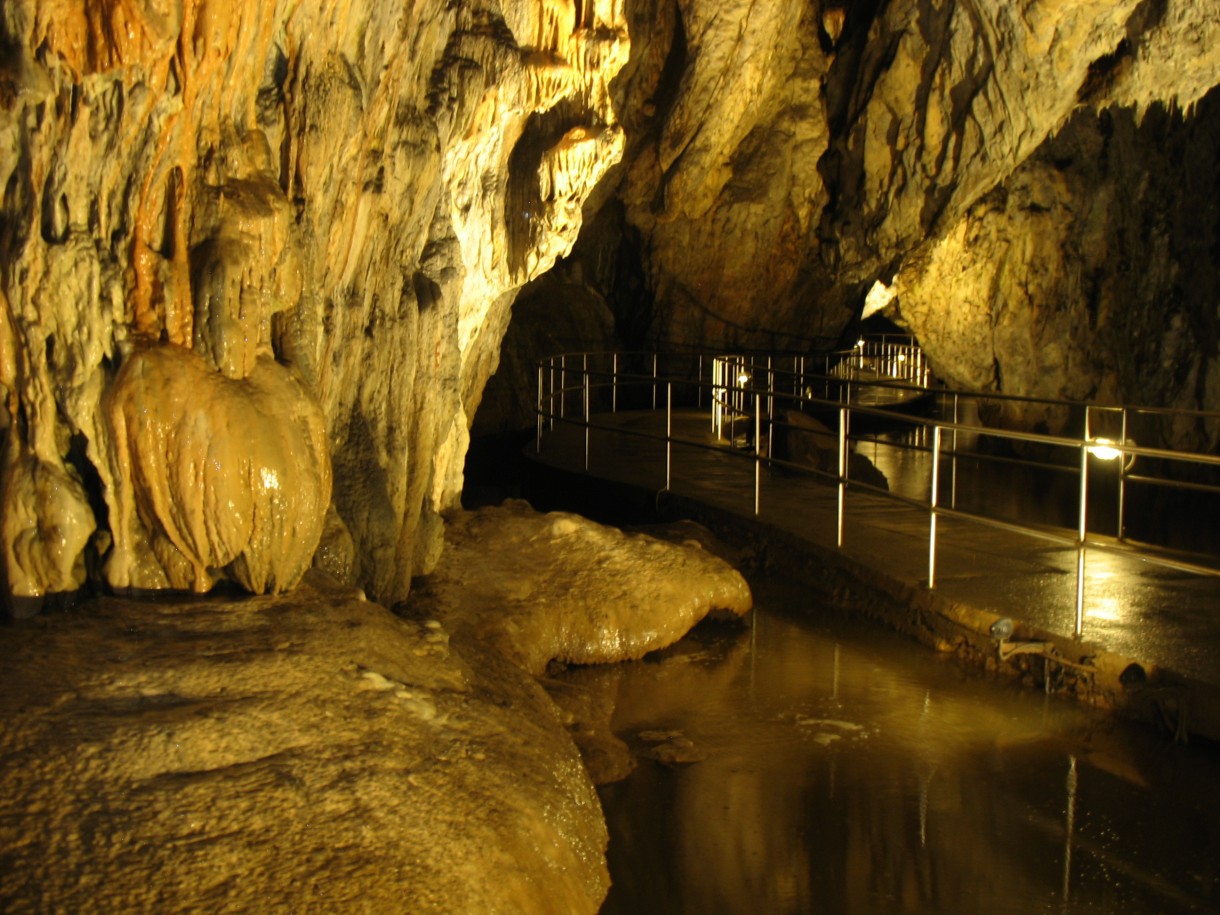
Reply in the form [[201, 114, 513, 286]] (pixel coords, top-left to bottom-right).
[[729, 391, 736, 444], [697, 354, 703, 409], [665, 382, 673, 492], [1075, 440, 1089, 639], [539, 363, 549, 453], [1063, 755, 1078, 905], [950, 393, 959, 510], [929, 425, 941, 588], [1117, 408, 1128, 540], [560, 355, 566, 420], [754, 394, 762, 515], [767, 357, 774, 461], [583, 371, 590, 471], [837, 406, 847, 547], [612, 352, 618, 414], [767, 356, 774, 424], [652, 353, 658, 411]]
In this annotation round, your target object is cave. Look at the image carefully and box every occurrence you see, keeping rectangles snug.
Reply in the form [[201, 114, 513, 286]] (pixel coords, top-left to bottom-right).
[[1, 0, 1219, 911]]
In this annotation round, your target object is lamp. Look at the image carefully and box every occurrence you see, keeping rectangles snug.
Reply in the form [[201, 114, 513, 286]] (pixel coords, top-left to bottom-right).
[[1087, 437, 1136, 471]]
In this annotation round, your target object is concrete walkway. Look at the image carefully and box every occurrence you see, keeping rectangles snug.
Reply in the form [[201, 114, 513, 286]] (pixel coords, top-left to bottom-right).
[[528, 409, 1220, 739]]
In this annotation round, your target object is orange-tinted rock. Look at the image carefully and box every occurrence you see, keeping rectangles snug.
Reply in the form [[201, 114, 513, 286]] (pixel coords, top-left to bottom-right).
[[105, 345, 331, 594]]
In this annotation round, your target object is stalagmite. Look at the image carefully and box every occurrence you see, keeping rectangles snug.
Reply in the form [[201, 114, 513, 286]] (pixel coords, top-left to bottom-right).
[[0, 430, 95, 617]]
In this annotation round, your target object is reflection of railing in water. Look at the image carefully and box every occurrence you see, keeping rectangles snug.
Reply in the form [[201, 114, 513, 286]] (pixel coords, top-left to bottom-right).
[[534, 350, 1220, 640]]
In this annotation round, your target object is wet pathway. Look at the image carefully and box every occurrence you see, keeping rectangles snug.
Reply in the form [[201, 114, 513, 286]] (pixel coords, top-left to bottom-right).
[[532, 411, 1220, 689]]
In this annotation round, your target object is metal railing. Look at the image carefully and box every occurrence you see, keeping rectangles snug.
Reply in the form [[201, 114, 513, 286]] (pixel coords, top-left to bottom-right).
[[534, 349, 1220, 640]]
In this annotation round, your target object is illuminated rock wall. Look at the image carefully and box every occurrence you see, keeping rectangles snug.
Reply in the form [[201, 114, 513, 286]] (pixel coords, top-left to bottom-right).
[[0, 0, 628, 609], [891, 95, 1220, 444], [571, 0, 1220, 424]]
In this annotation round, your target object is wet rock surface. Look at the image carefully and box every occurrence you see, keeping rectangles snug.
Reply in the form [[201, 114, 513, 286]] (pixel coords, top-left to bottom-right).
[[0, 579, 609, 914], [410, 500, 753, 675]]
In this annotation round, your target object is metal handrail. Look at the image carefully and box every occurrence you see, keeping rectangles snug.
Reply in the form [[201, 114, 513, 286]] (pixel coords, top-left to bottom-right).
[[534, 351, 1220, 640]]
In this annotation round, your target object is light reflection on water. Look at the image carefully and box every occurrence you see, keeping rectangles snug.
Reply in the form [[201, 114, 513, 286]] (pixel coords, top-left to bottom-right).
[[574, 581, 1220, 915]]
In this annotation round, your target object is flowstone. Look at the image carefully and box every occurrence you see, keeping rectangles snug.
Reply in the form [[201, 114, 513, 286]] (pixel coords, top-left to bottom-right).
[[105, 345, 331, 594], [411, 499, 754, 675], [0, 580, 610, 914]]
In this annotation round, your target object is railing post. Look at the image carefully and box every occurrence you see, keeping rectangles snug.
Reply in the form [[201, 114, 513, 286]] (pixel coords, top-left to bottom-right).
[[1117, 407, 1128, 540], [1075, 439, 1089, 639], [767, 356, 774, 423], [612, 352, 618, 414], [754, 393, 762, 515], [697, 354, 703, 409], [652, 353, 658, 411], [950, 393, 959, 510], [536, 364, 544, 453], [583, 370, 590, 471], [560, 354, 566, 420], [929, 425, 941, 588], [665, 382, 673, 492], [837, 406, 847, 547], [548, 362, 555, 430]]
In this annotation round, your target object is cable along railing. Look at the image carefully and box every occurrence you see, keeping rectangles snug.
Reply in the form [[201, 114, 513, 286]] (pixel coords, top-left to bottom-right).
[[534, 345, 1220, 641]]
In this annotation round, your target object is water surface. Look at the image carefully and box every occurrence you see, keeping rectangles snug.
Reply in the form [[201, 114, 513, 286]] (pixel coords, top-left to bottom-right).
[[574, 580, 1219, 914]]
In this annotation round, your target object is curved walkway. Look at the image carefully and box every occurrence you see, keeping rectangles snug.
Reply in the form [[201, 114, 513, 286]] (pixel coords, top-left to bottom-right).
[[528, 409, 1220, 740]]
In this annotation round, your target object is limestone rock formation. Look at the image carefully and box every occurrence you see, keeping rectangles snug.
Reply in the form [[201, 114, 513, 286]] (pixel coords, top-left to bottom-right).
[[0, 580, 610, 913], [413, 500, 753, 675], [889, 94, 1220, 445], [0, 433, 95, 616], [539, 0, 1220, 430], [0, 504, 757, 910], [610, 0, 838, 350], [104, 345, 331, 594], [0, 0, 628, 607]]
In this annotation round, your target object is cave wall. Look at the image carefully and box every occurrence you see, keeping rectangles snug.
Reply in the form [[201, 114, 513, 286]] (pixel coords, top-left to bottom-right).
[[551, 0, 1220, 421], [5, 0, 1220, 609], [0, 0, 628, 609], [891, 91, 1220, 445]]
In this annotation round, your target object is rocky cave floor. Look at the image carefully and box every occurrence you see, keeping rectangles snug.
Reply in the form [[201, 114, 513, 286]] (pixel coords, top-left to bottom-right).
[[0, 501, 751, 914]]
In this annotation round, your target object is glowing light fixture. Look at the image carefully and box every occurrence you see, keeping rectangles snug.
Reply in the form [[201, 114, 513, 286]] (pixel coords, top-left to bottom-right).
[[1088, 437, 1122, 461], [737, 372, 750, 385]]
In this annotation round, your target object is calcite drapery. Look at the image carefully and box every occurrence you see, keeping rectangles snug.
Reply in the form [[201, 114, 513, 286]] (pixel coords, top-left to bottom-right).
[[105, 345, 331, 594], [0, 0, 629, 608]]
